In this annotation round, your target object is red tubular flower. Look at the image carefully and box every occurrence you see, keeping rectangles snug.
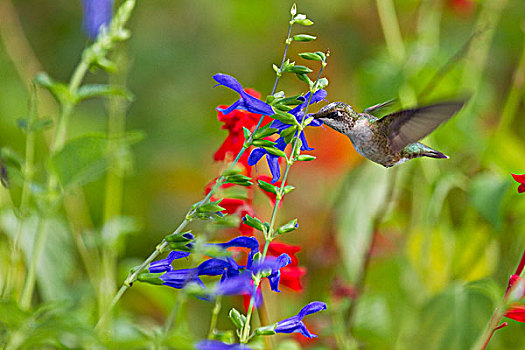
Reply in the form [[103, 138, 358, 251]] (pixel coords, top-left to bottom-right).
[[267, 242, 306, 292], [215, 88, 272, 170], [512, 174, 525, 194], [504, 249, 525, 322]]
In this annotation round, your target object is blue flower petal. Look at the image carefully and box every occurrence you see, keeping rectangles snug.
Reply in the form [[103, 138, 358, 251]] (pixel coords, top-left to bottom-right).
[[215, 272, 253, 296], [197, 259, 232, 276], [247, 148, 267, 166], [275, 301, 327, 338], [240, 93, 274, 115], [298, 301, 328, 318], [274, 137, 287, 151], [196, 340, 252, 350], [299, 131, 314, 151], [267, 155, 281, 183], [213, 74, 245, 94], [213, 236, 259, 254], [218, 100, 242, 115], [160, 268, 200, 289], [149, 251, 190, 273], [82, 0, 113, 39], [213, 73, 273, 115]]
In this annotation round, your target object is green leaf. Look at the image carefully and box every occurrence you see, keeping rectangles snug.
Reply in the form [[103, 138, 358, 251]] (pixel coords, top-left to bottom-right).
[[296, 73, 313, 86], [292, 34, 316, 42], [253, 126, 278, 139], [299, 52, 323, 61], [286, 65, 313, 74], [276, 218, 298, 234], [243, 126, 251, 140], [293, 14, 313, 26], [242, 214, 265, 231], [75, 84, 134, 103], [316, 77, 329, 90], [255, 324, 277, 336], [223, 174, 253, 186], [281, 126, 298, 144], [228, 308, 246, 329], [49, 134, 110, 188], [296, 154, 316, 161], [258, 180, 279, 194], [274, 95, 304, 106], [197, 200, 226, 213], [272, 109, 298, 125], [137, 272, 164, 285], [262, 146, 287, 158], [283, 185, 295, 194], [252, 139, 276, 148], [34, 72, 72, 104]]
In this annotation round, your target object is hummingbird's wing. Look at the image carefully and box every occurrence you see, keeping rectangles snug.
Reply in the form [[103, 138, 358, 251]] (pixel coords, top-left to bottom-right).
[[377, 101, 465, 152], [362, 99, 396, 115]]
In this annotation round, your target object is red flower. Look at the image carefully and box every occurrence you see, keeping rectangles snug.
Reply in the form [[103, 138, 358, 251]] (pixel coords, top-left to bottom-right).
[[268, 242, 306, 292], [512, 174, 525, 193], [504, 249, 525, 322], [215, 88, 271, 169]]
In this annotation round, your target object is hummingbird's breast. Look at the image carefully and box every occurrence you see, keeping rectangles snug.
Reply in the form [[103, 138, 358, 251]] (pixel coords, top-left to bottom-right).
[[347, 117, 400, 166]]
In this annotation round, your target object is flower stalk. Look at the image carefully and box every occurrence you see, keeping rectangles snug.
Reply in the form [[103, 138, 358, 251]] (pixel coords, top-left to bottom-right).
[[240, 56, 328, 343]]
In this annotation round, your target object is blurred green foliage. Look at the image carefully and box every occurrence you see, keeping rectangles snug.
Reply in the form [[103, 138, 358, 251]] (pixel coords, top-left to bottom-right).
[[1, 0, 525, 348]]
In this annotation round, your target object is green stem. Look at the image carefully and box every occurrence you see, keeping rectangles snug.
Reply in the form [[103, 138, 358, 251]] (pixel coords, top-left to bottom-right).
[[19, 218, 47, 309], [207, 295, 223, 339], [4, 88, 38, 298]]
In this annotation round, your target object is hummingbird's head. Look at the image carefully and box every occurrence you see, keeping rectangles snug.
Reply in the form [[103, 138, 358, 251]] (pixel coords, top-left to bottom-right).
[[312, 102, 358, 134]]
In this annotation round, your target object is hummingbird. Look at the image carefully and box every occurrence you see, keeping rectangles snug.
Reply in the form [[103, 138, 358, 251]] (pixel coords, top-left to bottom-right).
[[311, 100, 465, 167]]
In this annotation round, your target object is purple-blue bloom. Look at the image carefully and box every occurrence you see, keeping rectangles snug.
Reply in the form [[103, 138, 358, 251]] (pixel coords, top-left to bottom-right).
[[271, 89, 327, 152], [149, 251, 190, 273], [196, 340, 251, 350], [160, 268, 202, 289], [213, 74, 274, 116], [252, 253, 292, 292], [215, 253, 291, 298], [82, 0, 113, 39], [274, 301, 327, 338], [247, 137, 287, 183]]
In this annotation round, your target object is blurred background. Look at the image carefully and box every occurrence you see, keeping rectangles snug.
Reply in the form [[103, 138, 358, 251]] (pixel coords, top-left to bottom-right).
[[1, 0, 525, 348]]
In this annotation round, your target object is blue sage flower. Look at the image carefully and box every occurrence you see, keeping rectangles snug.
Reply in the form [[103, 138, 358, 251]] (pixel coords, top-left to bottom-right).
[[247, 137, 287, 183], [213, 74, 274, 116], [214, 253, 291, 297], [274, 301, 327, 338], [271, 89, 327, 151], [149, 251, 190, 273], [160, 268, 203, 289], [82, 0, 113, 39], [196, 340, 251, 350]]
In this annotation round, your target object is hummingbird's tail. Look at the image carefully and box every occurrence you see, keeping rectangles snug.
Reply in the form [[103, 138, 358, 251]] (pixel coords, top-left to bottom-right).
[[403, 142, 449, 160], [422, 149, 449, 159]]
